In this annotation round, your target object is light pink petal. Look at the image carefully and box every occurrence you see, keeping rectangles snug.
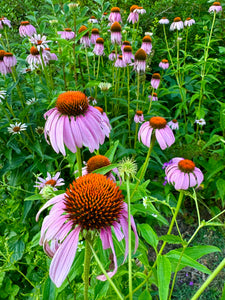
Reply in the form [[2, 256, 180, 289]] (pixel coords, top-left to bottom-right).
[[119, 216, 129, 263], [55, 116, 66, 155], [100, 228, 110, 249], [48, 114, 61, 153], [113, 222, 124, 241], [194, 168, 204, 186], [49, 226, 81, 287], [70, 116, 83, 149], [189, 172, 197, 187], [63, 116, 77, 153], [130, 215, 139, 252], [76, 116, 97, 152], [174, 171, 185, 190], [43, 215, 68, 242], [97, 227, 118, 281], [36, 193, 65, 221], [155, 129, 167, 150]]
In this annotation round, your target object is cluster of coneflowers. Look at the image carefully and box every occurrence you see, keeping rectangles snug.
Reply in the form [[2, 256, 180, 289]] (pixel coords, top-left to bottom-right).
[[0, 1, 222, 294]]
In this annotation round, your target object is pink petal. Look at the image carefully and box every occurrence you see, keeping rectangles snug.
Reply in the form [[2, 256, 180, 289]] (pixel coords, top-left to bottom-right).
[[113, 222, 124, 241], [63, 116, 77, 153], [36, 194, 65, 221], [100, 228, 110, 249], [70, 116, 83, 149], [55, 116, 66, 155], [50, 226, 81, 287], [155, 129, 167, 150]]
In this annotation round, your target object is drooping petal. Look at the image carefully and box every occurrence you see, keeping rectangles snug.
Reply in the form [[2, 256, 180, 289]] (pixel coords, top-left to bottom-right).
[[36, 193, 65, 221], [113, 222, 124, 241], [70, 116, 83, 149], [63, 116, 77, 153], [55, 115, 66, 155], [155, 129, 167, 150], [100, 228, 110, 249], [49, 226, 81, 287]]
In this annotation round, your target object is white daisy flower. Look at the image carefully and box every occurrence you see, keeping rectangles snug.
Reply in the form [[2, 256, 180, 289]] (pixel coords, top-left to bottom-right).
[[8, 122, 27, 135]]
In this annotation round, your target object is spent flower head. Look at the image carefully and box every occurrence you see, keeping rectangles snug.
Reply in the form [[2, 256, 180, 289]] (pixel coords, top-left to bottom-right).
[[118, 157, 137, 181], [98, 82, 112, 91]]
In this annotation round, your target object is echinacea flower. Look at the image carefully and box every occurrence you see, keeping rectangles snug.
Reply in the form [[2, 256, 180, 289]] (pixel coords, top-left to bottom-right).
[[121, 40, 131, 52], [19, 21, 36, 37], [58, 28, 76, 40], [115, 55, 126, 67], [34, 172, 65, 193], [26, 46, 42, 68], [141, 35, 152, 55], [159, 17, 169, 24], [88, 16, 98, 23], [208, 2, 222, 13], [26, 97, 36, 105], [94, 106, 111, 132], [3, 52, 17, 67], [0, 17, 11, 29], [0, 50, 10, 75], [151, 73, 161, 89], [108, 50, 118, 61], [123, 45, 134, 64], [110, 22, 122, 44], [159, 59, 169, 70], [168, 119, 179, 130], [148, 92, 158, 101], [127, 5, 139, 24], [138, 116, 175, 150], [36, 173, 138, 287], [195, 119, 206, 126], [90, 28, 100, 44], [134, 7, 146, 14], [165, 157, 204, 190], [44, 91, 111, 155], [184, 18, 195, 27], [93, 38, 104, 56], [133, 48, 147, 73], [30, 34, 51, 51], [170, 17, 183, 31], [82, 155, 121, 183], [44, 48, 58, 61], [109, 7, 122, 23], [78, 25, 90, 48], [98, 82, 112, 91], [8, 122, 27, 135], [134, 110, 144, 123]]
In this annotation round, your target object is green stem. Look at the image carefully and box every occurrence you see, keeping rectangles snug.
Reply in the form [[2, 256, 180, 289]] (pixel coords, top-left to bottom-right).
[[131, 135, 156, 200], [191, 258, 225, 300], [96, 55, 100, 79], [136, 72, 140, 111], [73, 13, 78, 87], [134, 123, 139, 150], [76, 147, 82, 177], [147, 88, 154, 114], [127, 65, 131, 148], [126, 176, 132, 300], [4, 27, 10, 51], [104, 93, 107, 114], [85, 47, 90, 81], [83, 233, 93, 300], [88, 242, 124, 300]]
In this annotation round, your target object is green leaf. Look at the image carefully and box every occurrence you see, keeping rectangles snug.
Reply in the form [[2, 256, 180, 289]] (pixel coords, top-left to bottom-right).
[[157, 255, 171, 300], [0, 272, 5, 288], [175, 245, 221, 260], [166, 251, 212, 274], [202, 134, 222, 150], [9, 239, 25, 263], [24, 194, 43, 201], [138, 289, 152, 300], [92, 163, 118, 175], [138, 224, 158, 250], [159, 235, 184, 245], [43, 277, 57, 300], [84, 80, 100, 88], [104, 140, 119, 162], [216, 179, 225, 207]]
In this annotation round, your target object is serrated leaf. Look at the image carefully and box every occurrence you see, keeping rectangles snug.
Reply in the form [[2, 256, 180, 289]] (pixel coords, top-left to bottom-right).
[[138, 224, 158, 250], [159, 235, 184, 244], [157, 255, 171, 300]]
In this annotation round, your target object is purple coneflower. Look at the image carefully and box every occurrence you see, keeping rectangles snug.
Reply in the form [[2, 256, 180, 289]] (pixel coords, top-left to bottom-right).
[[123, 45, 134, 64], [209, 2, 222, 13], [78, 25, 90, 48], [133, 48, 147, 73], [8, 122, 27, 135], [0, 17, 11, 29], [115, 55, 126, 68], [110, 22, 122, 44], [141, 35, 152, 55], [168, 119, 179, 130], [134, 6, 146, 14], [148, 92, 158, 101], [58, 28, 75, 40], [82, 155, 121, 183], [108, 50, 118, 61], [184, 18, 195, 27], [88, 96, 97, 106], [159, 17, 169, 24], [19, 21, 36, 37], [151, 73, 161, 89], [30, 34, 51, 51], [0, 50, 10, 75], [36, 173, 138, 287], [138, 116, 175, 150], [127, 5, 139, 24], [26, 46, 42, 68], [44, 48, 58, 61], [44, 91, 111, 155], [34, 172, 65, 193], [134, 110, 144, 123], [94, 106, 111, 133], [88, 16, 98, 23], [90, 28, 100, 44], [93, 37, 104, 56], [165, 158, 204, 190], [3, 52, 17, 67], [121, 41, 131, 52], [109, 7, 122, 23], [170, 17, 183, 31], [159, 59, 169, 70]]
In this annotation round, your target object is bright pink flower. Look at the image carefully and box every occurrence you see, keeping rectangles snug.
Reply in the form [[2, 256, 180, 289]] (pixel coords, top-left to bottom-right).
[[109, 7, 122, 23], [141, 36, 152, 55], [19, 21, 36, 37], [159, 59, 169, 70], [58, 28, 75, 40], [151, 73, 161, 89], [138, 116, 175, 149], [110, 22, 122, 44], [3, 52, 17, 67], [93, 38, 104, 56], [44, 92, 111, 155], [36, 173, 138, 287], [165, 158, 204, 190]]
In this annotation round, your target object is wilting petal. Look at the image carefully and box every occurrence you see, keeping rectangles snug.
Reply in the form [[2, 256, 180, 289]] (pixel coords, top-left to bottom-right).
[[50, 226, 81, 287]]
